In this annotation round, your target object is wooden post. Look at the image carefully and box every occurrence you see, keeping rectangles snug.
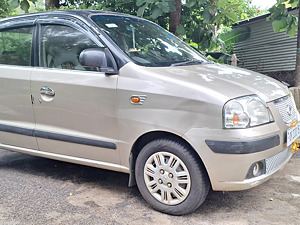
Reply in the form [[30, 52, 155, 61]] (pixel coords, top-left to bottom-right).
[[294, 4, 300, 86], [231, 54, 237, 67]]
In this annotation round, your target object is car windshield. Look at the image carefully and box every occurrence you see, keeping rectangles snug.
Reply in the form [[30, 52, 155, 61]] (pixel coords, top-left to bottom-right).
[[91, 15, 208, 67]]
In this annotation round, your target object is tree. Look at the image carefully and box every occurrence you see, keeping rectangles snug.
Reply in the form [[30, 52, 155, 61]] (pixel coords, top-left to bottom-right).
[[169, 0, 181, 35], [45, 0, 59, 9], [0, 0, 11, 19], [135, 0, 260, 51], [1, 0, 19, 18], [7, 0, 35, 13], [268, 0, 300, 86]]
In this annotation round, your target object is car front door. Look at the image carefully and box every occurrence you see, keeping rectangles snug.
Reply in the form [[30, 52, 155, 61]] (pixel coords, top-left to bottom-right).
[[30, 19, 120, 166], [0, 24, 38, 151]]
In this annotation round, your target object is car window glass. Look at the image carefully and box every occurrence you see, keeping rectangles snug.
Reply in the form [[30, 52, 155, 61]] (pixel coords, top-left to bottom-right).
[[0, 26, 33, 66], [92, 15, 207, 67], [40, 24, 99, 71]]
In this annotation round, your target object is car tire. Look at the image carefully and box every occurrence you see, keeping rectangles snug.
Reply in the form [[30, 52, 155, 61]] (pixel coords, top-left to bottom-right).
[[135, 138, 209, 215]]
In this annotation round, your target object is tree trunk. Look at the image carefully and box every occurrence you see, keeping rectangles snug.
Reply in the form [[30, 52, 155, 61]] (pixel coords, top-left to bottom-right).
[[45, 0, 60, 9], [294, 5, 300, 86], [169, 0, 181, 35]]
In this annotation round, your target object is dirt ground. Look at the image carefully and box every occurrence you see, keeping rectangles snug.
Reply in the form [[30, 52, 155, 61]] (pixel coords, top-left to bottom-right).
[[0, 149, 299, 225]]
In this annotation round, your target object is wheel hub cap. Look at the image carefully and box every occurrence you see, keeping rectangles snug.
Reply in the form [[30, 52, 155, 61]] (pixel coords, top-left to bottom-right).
[[144, 151, 191, 205]]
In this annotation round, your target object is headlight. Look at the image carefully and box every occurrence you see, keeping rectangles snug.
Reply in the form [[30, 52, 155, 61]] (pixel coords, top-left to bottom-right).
[[223, 95, 274, 128]]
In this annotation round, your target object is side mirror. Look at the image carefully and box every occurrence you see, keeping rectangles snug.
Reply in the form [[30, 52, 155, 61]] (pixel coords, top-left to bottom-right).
[[79, 48, 118, 75]]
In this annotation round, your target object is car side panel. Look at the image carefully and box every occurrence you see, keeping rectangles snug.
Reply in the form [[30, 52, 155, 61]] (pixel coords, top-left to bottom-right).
[[0, 66, 38, 150], [30, 68, 120, 164]]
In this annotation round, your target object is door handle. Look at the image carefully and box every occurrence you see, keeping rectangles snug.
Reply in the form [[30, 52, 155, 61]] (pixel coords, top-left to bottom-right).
[[40, 86, 55, 97]]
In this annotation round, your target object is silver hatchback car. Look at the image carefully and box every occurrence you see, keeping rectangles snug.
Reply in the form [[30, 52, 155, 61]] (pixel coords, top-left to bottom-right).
[[0, 10, 299, 215]]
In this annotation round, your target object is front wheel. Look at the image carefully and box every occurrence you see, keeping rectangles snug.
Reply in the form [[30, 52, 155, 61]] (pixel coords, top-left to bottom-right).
[[135, 139, 209, 215]]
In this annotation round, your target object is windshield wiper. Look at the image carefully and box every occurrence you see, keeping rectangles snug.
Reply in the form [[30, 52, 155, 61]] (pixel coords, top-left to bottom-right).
[[170, 60, 205, 67]]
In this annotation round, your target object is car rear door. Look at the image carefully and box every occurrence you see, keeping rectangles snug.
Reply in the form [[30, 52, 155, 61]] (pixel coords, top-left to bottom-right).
[[0, 23, 38, 151], [30, 18, 120, 166]]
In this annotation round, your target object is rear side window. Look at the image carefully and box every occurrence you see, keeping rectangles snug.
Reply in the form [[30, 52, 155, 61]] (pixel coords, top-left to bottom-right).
[[0, 27, 33, 66]]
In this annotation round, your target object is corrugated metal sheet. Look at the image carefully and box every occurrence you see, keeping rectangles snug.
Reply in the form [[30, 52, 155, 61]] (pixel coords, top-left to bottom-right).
[[233, 9, 298, 73]]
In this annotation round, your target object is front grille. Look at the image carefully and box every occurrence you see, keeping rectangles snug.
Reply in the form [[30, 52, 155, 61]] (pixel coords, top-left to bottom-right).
[[274, 95, 297, 124], [265, 148, 292, 174]]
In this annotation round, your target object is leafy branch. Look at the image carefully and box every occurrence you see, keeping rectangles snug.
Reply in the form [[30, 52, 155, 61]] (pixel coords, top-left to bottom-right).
[[267, 0, 299, 37]]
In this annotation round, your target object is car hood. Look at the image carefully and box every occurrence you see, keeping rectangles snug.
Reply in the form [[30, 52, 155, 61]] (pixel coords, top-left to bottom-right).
[[147, 63, 289, 103]]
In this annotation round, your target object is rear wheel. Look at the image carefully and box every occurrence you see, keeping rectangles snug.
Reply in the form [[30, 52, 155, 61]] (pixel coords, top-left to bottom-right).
[[135, 138, 209, 215]]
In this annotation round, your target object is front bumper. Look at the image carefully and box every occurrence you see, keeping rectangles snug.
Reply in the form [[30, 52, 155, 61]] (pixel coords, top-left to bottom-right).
[[183, 119, 293, 191], [214, 147, 292, 191]]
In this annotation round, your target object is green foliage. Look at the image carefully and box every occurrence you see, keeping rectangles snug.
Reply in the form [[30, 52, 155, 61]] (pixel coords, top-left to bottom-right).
[[0, 0, 10, 19], [183, 0, 258, 51], [133, 0, 260, 52], [218, 26, 251, 54], [61, 0, 138, 15], [0, 0, 19, 18], [20, 0, 30, 13], [268, 0, 299, 37], [206, 55, 226, 64], [136, 0, 175, 19], [8, 0, 19, 9], [219, 26, 251, 46], [8, 0, 37, 13]]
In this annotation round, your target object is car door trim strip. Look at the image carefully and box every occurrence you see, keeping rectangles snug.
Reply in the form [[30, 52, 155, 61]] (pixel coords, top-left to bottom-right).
[[34, 130, 116, 149], [0, 124, 34, 136], [0, 124, 116, 150]]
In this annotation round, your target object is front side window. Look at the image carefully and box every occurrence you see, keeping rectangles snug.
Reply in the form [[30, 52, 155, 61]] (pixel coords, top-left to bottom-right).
[[40, 24, 99, 71], [0, 26, 33, 66], [92, 15, 208, 67]]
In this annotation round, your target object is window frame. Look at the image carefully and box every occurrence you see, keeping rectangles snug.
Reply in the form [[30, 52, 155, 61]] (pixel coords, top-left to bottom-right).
[[36, 17, 105, 70], [0, 23, 36, 67]]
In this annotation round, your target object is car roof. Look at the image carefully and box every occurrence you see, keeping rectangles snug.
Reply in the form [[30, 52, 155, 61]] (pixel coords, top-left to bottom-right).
[[0, 10, 141, 23]]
